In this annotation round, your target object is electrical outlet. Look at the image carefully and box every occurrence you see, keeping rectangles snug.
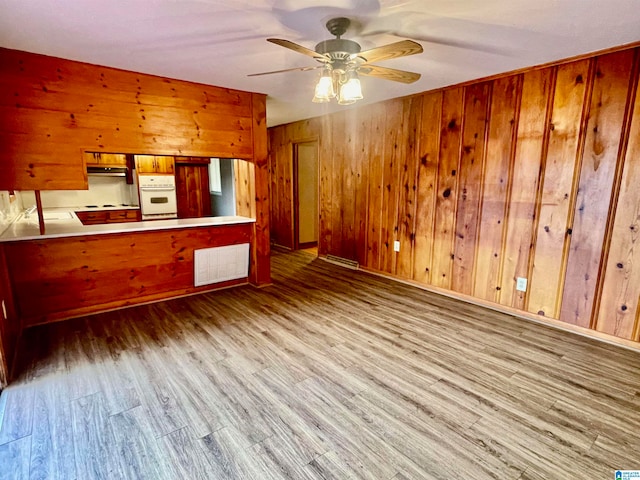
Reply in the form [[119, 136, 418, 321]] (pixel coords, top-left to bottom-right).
[[516, 277, 528, 292], [393, 241, 400, 252]]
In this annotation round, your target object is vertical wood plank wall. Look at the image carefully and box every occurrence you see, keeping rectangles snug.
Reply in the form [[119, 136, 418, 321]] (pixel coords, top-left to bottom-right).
[[234, 159, 257, 219], [0, 246, 19, 387], [268, 45, 640, 344]]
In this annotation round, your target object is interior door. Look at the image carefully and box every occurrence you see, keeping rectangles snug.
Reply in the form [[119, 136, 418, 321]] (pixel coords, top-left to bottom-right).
[[294, 141, 319, 249], [175, 164, 211, 218]]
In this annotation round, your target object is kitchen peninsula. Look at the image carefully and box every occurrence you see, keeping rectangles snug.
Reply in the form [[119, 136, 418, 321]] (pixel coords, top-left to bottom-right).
[[1, 214, 255, 327]]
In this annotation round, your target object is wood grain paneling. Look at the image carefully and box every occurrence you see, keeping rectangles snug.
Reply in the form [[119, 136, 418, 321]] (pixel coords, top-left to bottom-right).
[[412, 92, 442, 284], [596, 52, 640, 340], [560, 50, 636, 327], [473, 75, 521, 302], [0, 245, 20, 387], [330, 112, 347, 258], [353, 110, 370, 266], [396, 96, 423, 279], [268, 44, 640, 345], [3, 224, 252, 326], [339, 111, 356, 261], [0, 47, 258, 190], [431, 88, 464, 288], [452, 83, 490, 295], [528, 60, 592, 318], [499, 68, 554, 310], [318, 115, 333, 256], [234, 159, 256, 219], [269, 126, 286, 247], [380, 101, 405, 274], [365, 104, 386, 270], [249, 94, 271, 286]]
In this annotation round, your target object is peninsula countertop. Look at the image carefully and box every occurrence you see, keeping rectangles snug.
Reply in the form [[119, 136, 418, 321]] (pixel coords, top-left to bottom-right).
[[0, 208, 255, 242]]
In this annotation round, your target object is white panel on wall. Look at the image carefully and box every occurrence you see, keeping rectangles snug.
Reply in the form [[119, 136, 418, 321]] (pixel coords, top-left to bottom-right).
[[194, 243, 250, 286], [209, 158, 221, 194]]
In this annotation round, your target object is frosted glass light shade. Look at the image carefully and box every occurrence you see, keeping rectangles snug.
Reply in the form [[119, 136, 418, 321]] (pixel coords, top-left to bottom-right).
[[312, 74, 335, 103], [338, 77, 363, 105]]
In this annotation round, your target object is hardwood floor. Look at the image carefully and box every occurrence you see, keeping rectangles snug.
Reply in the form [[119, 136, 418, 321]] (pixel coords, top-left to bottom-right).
[[1, 249, 639, 479]]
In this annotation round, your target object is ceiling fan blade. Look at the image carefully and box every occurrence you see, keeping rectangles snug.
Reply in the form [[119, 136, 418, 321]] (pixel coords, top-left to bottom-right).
[[248, 65, 323, 77], [267, 38, 329, 60], [358, 64, 421, 84], [355, 39, 423, 63]]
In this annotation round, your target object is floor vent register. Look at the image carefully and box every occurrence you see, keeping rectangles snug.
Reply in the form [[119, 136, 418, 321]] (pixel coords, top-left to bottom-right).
[[194, 243, 250, 286]]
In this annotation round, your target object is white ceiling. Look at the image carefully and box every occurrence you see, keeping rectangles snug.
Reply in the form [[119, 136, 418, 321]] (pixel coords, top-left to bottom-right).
[[1, 0, 639, 126]]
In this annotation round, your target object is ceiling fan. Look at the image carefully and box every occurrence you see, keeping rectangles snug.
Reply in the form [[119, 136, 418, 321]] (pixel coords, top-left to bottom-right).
[[248, 17, 423, 105]]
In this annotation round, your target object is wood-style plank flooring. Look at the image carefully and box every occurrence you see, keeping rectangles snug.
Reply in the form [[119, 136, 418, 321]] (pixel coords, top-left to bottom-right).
[[1, 249, 640, 479]]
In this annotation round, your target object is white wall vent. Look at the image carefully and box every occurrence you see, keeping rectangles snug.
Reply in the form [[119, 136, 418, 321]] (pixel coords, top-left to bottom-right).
[[194, 243, 250, 286]]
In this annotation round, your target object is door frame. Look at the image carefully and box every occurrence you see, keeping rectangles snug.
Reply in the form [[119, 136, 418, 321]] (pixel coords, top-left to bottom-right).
[[292, 138, 320, 251]]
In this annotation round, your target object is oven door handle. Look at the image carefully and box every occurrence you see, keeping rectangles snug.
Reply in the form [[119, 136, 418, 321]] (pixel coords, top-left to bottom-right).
[[140, 187, 176, 192]]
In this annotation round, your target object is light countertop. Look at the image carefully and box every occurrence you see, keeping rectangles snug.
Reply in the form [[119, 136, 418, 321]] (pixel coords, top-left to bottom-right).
[[0, 207, 255, 242]]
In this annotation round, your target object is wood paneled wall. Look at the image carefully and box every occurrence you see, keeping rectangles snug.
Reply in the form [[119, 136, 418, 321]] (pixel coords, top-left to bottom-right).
[[268, 45, 640, 344], [3, 224, 252, 327], [0, 47, 260, 190], [0, 246, 19, 387]]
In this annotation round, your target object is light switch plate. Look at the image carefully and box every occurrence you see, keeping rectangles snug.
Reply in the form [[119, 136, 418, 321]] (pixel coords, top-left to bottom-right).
[[516, 277, 528, 292], [393, 241, 400, 252]]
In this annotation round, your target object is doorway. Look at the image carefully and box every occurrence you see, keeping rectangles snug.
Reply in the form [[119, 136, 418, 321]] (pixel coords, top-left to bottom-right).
[[293, 141, 319, 251]]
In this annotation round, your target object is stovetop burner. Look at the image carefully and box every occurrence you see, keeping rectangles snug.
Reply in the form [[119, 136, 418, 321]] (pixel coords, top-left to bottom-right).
[[84, 204, 131, 208]]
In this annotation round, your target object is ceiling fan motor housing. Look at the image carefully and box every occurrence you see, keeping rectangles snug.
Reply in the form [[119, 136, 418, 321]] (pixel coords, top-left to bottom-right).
[[315, 17, 361, 64], [315, 39, 361, 57]]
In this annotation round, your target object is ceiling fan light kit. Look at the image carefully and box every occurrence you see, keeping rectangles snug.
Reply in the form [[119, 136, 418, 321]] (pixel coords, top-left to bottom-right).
[[312, 66, 363, 104], [251, 17, 423, 106]]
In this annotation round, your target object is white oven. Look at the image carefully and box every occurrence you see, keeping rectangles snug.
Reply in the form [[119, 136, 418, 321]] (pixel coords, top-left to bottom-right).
[[138, 174, 178, 220]]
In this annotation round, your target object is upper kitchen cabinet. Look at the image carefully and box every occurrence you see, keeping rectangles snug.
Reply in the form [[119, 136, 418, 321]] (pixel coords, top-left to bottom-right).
[[0, 47, 260, 190], [85, 152, 127, 167], [135, 155, 175, 174]]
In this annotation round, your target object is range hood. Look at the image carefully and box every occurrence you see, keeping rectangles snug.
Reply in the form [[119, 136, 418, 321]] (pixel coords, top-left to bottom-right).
[[87, 166, 128, 177]]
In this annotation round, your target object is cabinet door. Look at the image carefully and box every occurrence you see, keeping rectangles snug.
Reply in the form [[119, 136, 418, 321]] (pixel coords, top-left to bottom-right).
[[76, 211, 108, 225], [134, 155, 157, 173], [85, 152, 127, 167], [107, 209, 141, 223], [99, 153, 127, 167], [154, 156, 175, 174], [134, 155, 174, 174]]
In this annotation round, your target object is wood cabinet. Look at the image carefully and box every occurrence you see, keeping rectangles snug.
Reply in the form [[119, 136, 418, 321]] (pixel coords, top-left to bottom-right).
[[176, 164, 211, 219], [76, 209, 141, 225], [135, 155, 175, 174], [85, 152, 127, 167]]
